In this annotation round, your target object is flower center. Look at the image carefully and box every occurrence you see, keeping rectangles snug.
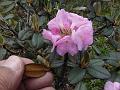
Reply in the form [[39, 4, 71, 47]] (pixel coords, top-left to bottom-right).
[[60, 28, 72, 36]]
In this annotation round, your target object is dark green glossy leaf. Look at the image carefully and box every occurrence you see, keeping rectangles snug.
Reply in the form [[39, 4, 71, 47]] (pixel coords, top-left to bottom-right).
[[0, 35, 4, 45], [75, 82, 87, 90], [32, 33, 44, 49], [87, 66, 111, 79], [92, 45, 101, 55], [51, 60, 64, 68], [106, 59, 119, 66], [18, 30, 33, 41], [110, 72, 120, 83], [101, 52, 120, 60], [0, 1, 14, 6], [95, 52, 120, 66], [89, 59, 104, 66], [39, 16, 47, 26], [108, 37, 118, 49], [4, 3, 15, 13], [0, 48, 6, 60], [68, 67, 86, 84], [4, 14, 14, 20], [102, 26, 114, 36], [68, 61, 78, 67]]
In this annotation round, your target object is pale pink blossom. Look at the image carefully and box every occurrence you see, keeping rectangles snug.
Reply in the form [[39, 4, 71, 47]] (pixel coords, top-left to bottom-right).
[[104, 81, 120, 90], [42, 9, 93, 56]]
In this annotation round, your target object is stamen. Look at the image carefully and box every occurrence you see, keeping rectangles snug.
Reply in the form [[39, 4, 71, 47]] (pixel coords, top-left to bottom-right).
[[60, 28, 72, 36]]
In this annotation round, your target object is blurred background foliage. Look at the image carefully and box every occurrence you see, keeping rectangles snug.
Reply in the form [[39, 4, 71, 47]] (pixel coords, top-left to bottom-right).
[[0, 0, 120, 90]]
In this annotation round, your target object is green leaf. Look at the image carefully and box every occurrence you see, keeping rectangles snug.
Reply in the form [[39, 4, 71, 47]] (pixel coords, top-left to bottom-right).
[[92, 45, 101, 55], [4, 14, 14, 20], [0, 1, 14, 6], [0, 48, 6, 60], [68, 61, 78, 67], [89, 59, 104, 66], [108, 37, 118, 49], [32, 33, 44, 49], [110, 72, 120, 83], [87, 66, 111, 79], [51, 60, 64, 68], [106, 59, 119, 66], [18, 30, 33, 40], [39, 16, 47, 26], [4, 3, 15, 13], [68, 67, 86, 84], [102, 26, 114, 36], [0, 34, 4, 45], [95, 52, 120, 66], [75, 82, 87, 90], [101, 52, 120, 60]]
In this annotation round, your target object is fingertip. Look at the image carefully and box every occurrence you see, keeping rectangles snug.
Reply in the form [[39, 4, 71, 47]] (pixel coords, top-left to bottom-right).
[[37, 87, 55, 90], [20, 57, 34, 64], [3, 55, 24, 73], [24, 72, 54, 90], [0, 55, 25, 90]]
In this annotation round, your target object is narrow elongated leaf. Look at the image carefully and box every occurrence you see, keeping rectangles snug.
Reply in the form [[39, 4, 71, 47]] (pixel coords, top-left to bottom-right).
[[92, 45, 101, 55], [0, 48, 6, 60], [102, 52, 120, 60], [0, 35, 4, 45], [68, 67, 86, 84], [18, 30, 33, 40], [89, 59, 104, 66], [87, 66, 111, 79], [68, 61, 78, 67], [31, 14, 40, 31], [4, 14, 14, 20], [106, 59, 119, 66], [0, 1, 14, 6], [39, 16, 47, 26], [96, 52, 120, 66], [4, 3, 15, 13], [24, 63, 50, 78], [75, 82, 87, 90], [102, 26, 114, 36], [32, 33, 44, 49], [51, 60, 64, 67]]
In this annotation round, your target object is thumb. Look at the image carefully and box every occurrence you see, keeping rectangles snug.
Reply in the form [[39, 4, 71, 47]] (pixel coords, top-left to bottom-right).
[[0, 55, 24, 90]]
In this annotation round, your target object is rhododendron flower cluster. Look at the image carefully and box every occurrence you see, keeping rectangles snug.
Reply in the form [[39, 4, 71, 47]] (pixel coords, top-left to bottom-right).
[[104, 81, 120, 90], [42, 9, 93, 56]]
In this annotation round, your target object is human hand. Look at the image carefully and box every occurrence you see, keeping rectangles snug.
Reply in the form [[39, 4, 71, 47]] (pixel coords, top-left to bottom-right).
[[0, 55, 55, 90]]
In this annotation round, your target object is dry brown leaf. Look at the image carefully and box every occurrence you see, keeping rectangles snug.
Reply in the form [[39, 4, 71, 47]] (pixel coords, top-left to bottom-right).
[[24, 63, 50, 78]]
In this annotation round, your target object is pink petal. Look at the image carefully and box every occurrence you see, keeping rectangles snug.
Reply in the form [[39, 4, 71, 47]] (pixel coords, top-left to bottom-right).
[[42, 29, 61, 51], [56, 9, 71, 29], [56, 42, 68, 56], [77, 21, 93, 47], [42, 29, 52, 41], [104, 81, 115, 90], [71, 21, 93, 50], [104, 81, 120, 90], [56, 36, 78, 56], [71, 30, 84, 50], [114, 82, 120, 90], [48, 18, 60, 35], [69, 13, 91, 30]]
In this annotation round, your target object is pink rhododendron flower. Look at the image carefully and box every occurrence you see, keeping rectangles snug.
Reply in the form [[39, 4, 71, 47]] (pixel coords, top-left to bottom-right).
[[42, 9, 93, 56], [104, 81, 120, 90]]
